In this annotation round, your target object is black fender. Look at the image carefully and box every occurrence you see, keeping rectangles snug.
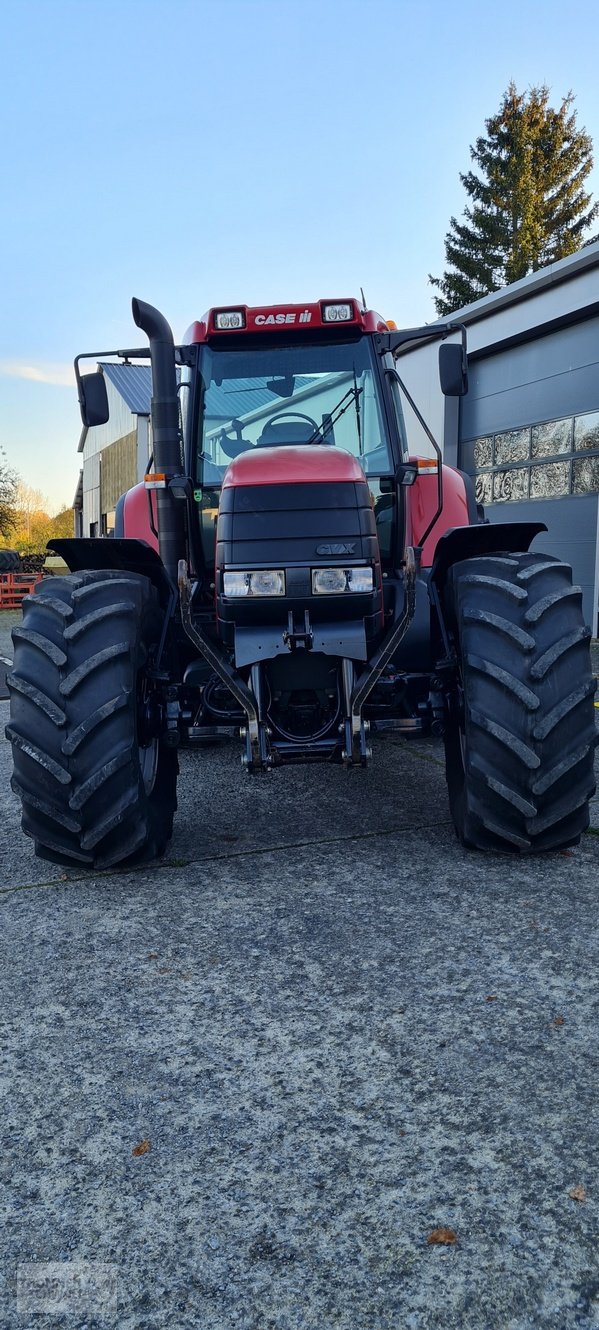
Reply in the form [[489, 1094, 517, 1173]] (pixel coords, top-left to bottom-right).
[[47, 538, 174, 606], [427, 522, 547, 657], [428, 522, 546, 599]]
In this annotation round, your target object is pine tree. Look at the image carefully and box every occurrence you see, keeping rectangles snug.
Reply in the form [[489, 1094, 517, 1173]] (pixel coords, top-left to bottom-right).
[[430, 84, 598, 316]]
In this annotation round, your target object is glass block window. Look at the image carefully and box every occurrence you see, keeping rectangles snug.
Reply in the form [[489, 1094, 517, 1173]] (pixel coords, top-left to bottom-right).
[[474, 472, 493, 505], [463, 408, 599, 503], [574, 411, 599, 451], [531, 418, 571, 458], [473, 437, 493, 469], [572, 456, 599, 493], [493, 468, 529, 502], [494, 430, 530, 465], [530, 461, 570, 499]]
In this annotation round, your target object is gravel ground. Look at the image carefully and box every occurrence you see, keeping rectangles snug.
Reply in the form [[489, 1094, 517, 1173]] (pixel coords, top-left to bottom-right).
[[0, 609, 20, 660], [1, 611, 599, 1329]]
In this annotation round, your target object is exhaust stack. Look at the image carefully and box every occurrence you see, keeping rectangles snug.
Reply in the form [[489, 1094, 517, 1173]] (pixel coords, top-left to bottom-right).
[[132, 297, 184, 582]]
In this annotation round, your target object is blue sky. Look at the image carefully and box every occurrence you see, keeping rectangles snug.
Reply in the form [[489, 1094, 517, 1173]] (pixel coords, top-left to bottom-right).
[[2, 0, 599, 510]]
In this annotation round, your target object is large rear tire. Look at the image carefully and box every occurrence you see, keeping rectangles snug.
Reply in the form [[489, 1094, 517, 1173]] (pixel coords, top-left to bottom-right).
[[444, 551, 597, 852], [6, 570, 178, 868], [0, 550, 20, 572]]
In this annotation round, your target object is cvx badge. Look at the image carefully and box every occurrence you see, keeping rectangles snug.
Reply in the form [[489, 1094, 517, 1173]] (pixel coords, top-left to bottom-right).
[[315, 543, 356, 556]]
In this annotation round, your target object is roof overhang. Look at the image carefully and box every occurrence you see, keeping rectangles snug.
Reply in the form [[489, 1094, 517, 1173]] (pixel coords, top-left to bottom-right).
[[73, 470, 83, 509], [432, 239, 599, 331]]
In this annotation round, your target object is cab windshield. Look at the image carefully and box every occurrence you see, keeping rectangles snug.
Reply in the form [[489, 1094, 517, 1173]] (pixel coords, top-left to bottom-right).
[[195, 337, 394, 485]]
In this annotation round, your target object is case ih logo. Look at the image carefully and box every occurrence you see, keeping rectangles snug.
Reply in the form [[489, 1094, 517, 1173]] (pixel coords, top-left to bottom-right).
[[316, 542, 356, 556], [254, 310, 312, 325]]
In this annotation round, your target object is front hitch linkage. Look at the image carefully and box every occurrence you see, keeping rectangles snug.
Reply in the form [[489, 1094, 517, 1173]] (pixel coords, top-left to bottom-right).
[[178, 561, 272, 771], [344, 546, 418, 765]]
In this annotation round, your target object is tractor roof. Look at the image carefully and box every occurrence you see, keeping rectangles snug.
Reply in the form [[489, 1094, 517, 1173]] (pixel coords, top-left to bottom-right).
[[184, 299, 391, 344]]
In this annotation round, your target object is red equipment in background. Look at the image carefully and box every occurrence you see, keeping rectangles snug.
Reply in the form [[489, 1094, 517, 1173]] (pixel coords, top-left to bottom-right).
[[0, 573, 42, 609]]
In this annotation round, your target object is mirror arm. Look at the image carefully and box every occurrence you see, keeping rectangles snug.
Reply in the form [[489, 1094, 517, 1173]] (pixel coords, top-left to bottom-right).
[[73, 352, 88, 413], [73, 348, 152, 415], [385, 366, 443, 549], [375, 320, 468, 357], [74, 343, 191, 415], [443, 322, 468, 357]]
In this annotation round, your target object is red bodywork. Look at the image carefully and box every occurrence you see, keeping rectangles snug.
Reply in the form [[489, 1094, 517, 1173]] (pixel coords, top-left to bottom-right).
[[407, 464, 471, 567], [120, 481, 159, 551], [185, 299, 390, 345], [222, 445, 367, 489], [122, 455, 471, 574], [217, 445, 385, 634]]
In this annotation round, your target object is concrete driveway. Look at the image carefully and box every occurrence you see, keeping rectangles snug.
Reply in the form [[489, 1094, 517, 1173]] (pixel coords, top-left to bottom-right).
[[1, 610, 598, 1329]]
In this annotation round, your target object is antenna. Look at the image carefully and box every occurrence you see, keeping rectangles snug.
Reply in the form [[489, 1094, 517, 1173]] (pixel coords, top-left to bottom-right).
[[360, 286, 367, 311]]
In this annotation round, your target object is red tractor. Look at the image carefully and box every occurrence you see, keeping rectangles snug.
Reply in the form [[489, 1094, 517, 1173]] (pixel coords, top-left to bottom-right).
[[7, 297, 597, 865]]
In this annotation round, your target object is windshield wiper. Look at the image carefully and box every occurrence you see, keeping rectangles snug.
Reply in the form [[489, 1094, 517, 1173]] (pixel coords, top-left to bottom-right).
[[353, 368, 362, 455], [306, 382, 363, 446]]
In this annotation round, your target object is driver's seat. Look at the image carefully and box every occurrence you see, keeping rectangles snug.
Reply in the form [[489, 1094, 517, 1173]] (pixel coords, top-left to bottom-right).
[[256, 421, 317, 447]]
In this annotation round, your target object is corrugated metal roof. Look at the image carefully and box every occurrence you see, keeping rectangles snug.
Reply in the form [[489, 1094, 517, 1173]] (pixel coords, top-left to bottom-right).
[[100, 362, 152, 414], [205, 382, 275, 417], [99, 365, 316, 420], [203, 375, 315, 419]]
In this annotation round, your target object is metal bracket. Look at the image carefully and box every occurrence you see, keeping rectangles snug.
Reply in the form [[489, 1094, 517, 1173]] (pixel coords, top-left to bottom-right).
[[283, 610, 313, 652], [178, 560, 271, 771], [339, 659, 369, 767], [346, 546, 418, 765]]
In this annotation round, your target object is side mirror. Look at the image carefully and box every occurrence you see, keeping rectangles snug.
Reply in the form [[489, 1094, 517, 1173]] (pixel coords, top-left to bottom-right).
[[79, 371, 109, 426], [439, 342, 468, 397]]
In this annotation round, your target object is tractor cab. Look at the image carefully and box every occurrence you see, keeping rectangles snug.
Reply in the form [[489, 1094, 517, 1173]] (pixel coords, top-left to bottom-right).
[[183, 300, 409, 579], [139, 298, 470, 765]]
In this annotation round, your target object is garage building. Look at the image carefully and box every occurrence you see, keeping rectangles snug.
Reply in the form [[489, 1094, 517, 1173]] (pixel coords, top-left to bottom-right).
[[399, 240, 599, 633]]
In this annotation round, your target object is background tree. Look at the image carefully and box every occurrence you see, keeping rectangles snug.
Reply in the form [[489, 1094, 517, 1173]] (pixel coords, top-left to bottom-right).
[[430, 84, 598, 316], [0, 480, 74, 554], [5, 481, 50, 553], [48, 506, 75, 540], [0, 449, 19, 539]]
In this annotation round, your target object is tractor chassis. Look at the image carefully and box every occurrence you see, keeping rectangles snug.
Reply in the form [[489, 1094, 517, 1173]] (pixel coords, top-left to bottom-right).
[[178, 554, 419, 770], [47, 520, 549, 778]]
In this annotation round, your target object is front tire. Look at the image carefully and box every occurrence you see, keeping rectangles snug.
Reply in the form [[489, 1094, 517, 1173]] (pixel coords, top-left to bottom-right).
[[444, 552, 597, 852], [6, 570, 178, 868]]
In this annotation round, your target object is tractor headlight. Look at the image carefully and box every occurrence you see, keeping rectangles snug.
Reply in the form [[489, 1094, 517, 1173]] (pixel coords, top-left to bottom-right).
[[322, 302, 354, 322], [223, 570, 285, 597], [311, 567, 373, 594], [214, 310, 246, 330]]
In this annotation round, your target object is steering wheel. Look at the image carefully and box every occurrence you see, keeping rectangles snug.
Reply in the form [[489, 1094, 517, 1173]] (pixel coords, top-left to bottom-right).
[[218, 418, 250, 459], [259, 410, 323, 445]]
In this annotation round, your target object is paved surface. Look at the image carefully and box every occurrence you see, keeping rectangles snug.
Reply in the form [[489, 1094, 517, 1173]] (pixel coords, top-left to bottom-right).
[[0, 610, 22, 663], [1, 610, 599, 1329], [0, 609, 17, 698]]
